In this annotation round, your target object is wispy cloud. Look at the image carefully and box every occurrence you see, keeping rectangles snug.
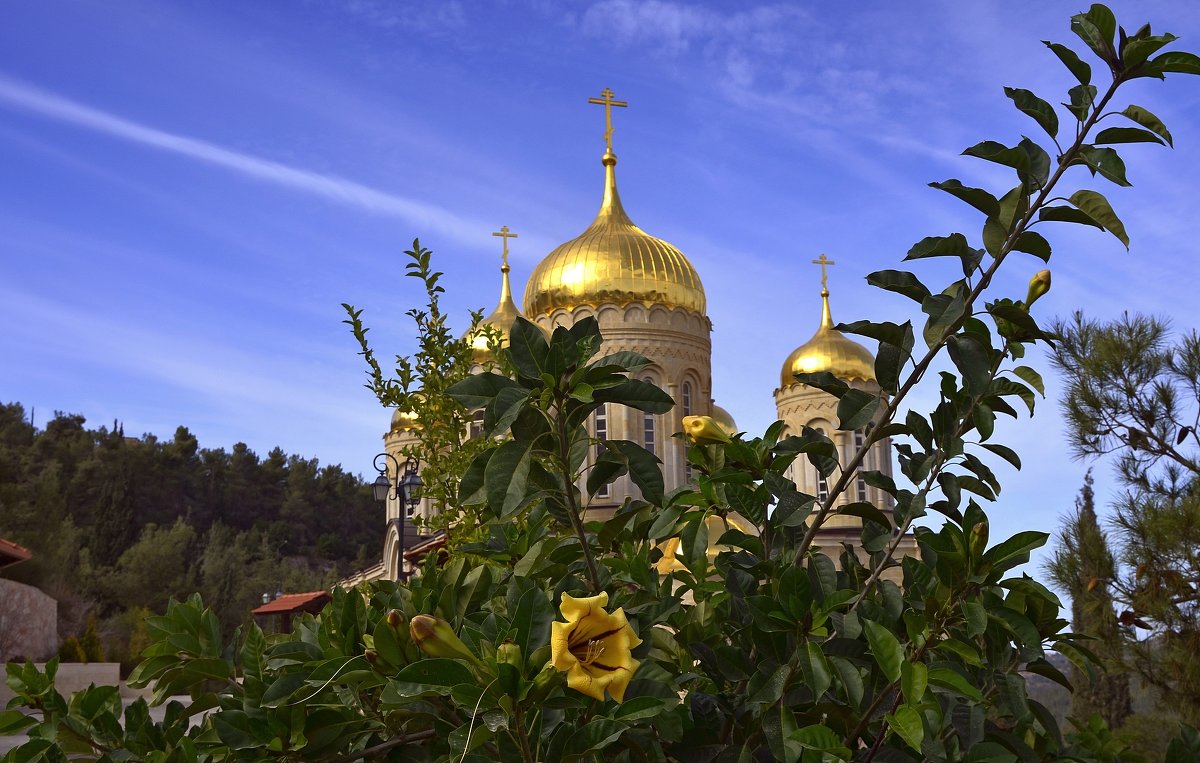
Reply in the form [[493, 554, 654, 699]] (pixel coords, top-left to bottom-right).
[[0, 74, 489, 248]]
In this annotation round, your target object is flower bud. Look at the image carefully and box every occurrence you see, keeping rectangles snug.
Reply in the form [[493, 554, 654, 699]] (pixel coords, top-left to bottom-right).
[[1024, 270, 1051, 309], [682, 415, 732, 445], [409, 615, 480, 664], [387, 609, 405, 631], [364, 649, 379, 667]]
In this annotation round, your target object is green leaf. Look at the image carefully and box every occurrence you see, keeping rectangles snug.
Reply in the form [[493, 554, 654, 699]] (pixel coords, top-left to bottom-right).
[[901, 661, 928, 706], [604, 439, 665, 505], [446, 372, 520, 408], [990, 607, 1041, 649], [867, 269, 932, 303], [838, 319, 912, 348], [1011, 366, 1044, 396], [862, 618, 903, 682], [588, 351, 653, 375], [1123, 33, 1178, 69], [1121, 104, 1173, 146], [592, 378, 674, 414], [388, 659, 476, 698], [0, 709, 36, 735], [510, 582, 554, 655], [947, 334, 993, 398], [929, 179, 1000, 217], [831, 657, 865, 707], [508, 317, 551, 380], [904, 233, 972, 262], [928, 666, 984, 700], [1152, 50, 1200, 75], [1065, 83, 1097, 122], [961, 141, 1029, 173], [922, 288, 968, 348], [887, 704, 925, 752], [1012, 231, 1051, 261], [1038, 205, 1103, 230], [838, 501, 891, 529], [1068, 189, 1129, 248], [962, 602, 987, 640], [984, 530, 1049, 571], [1004, 87, 1058, 138], [791, 371, 849, 398], [1070, 4, 1116, 64], [1094, 126, 1165, 146], [1081, 146, 1131, 187], [485, 386, 528, 436], [680, 515, 709, 578], [485, 440, 534, 518], [800, 642, 832, 698], [836, 389, 879, 431], [1043, 40, 1091, 85], [982, 443, 1022, 470]]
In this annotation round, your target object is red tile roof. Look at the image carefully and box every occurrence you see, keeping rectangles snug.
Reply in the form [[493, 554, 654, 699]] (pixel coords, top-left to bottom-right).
[[251, 590, 331, 615], [0, 537, 32, 568]]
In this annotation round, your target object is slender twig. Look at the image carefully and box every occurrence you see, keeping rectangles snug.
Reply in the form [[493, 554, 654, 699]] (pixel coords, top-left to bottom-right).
[[793, 72, 1124, 569], [325, 730, 437, 763]]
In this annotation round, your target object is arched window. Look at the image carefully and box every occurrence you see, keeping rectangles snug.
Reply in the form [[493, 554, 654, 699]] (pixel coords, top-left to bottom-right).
[[815, 427, 829, 501], [470, 409, 485, 439], [642, 376, 656, 455], [681, 381, 694, 482], [854, 428, 868, 502], [595, 404, 610, 498]]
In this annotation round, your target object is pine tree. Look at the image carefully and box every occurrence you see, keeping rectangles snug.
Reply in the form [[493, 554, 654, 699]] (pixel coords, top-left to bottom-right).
[[1046, 472, 1132, 729]]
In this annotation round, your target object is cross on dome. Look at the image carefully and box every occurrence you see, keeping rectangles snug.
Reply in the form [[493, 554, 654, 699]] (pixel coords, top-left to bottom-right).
[[587, 87, 628, 154], [811, 253, 835, 293], [492, 225, 518, 270]]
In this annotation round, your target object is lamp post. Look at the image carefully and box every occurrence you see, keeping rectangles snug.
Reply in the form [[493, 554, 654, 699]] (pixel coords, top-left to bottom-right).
[[372, 453, 423, 581]]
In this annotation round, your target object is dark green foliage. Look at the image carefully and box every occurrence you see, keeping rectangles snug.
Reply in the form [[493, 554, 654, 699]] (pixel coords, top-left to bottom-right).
[[0, 401, 378, 653], [1046, 473, 1131, 729], [1049, 312, 1200, 720]]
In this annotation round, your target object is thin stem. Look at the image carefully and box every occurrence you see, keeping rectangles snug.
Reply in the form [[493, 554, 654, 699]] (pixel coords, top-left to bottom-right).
[[555, 398, 602, 594], [792, 72, 1124, 569], [325, 730, 437, 763]]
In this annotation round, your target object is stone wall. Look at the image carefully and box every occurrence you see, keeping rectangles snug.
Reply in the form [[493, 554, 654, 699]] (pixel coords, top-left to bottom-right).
[[0, 579, 57, 662]]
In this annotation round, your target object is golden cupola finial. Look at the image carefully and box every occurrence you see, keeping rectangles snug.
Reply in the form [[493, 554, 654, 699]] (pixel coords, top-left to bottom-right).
[[780, 254, 876, 387], [522, 88, 706, 318], [467, 226, 526, 364]]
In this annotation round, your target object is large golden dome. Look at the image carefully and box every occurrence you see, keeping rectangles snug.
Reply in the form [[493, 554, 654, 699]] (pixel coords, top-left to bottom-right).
[[780, 287, 875, 387], [523, 150, 705, 317]]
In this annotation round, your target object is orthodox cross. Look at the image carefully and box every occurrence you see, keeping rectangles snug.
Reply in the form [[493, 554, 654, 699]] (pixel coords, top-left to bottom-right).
[[587, 87, 628, 153], [811, 253, 835, 291], [492, 225, 518, 269]]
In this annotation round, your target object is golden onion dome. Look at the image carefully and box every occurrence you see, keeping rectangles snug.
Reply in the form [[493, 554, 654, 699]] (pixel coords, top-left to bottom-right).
[[711, 404, 738, 436], [654, 513, 758, 576], [780, 286, 875, 387], [389, 409, 421, 433], [466, 254, 524, 364], [523, 150, 706, 317]]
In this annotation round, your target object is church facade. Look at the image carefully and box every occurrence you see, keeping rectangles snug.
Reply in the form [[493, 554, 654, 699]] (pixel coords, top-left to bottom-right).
[[364, 90, 915, 582]]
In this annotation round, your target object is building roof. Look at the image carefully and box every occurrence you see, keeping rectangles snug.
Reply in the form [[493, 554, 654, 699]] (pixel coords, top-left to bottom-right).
[[251, 590, 330, 616], [0, 537, 32, 569]]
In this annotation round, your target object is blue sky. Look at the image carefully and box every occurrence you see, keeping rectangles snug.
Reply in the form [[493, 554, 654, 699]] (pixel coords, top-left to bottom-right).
[[3, 0, 1199, 570]]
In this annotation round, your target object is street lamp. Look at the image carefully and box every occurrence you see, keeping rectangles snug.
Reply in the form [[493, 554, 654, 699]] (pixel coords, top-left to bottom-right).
[[372, 453, 423, 580]]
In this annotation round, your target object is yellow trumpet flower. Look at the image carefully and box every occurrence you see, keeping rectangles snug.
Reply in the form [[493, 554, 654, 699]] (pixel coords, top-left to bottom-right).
[[550, 592, 641, 703], [682, 415, 732, 445]]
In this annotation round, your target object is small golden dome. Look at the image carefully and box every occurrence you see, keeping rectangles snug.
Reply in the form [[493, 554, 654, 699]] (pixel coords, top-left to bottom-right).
[[711, 404, 738, 436], [523, 151, 706, 317], [390, 409, 421, 432], [780, 287, 875, 387], [467, 256, 524, 364], [654, 513, 758, 576]]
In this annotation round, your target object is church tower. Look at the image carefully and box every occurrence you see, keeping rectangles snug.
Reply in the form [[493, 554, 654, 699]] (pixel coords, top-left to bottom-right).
[[774, 256, 911, 560], [522, 89, 717, 510]]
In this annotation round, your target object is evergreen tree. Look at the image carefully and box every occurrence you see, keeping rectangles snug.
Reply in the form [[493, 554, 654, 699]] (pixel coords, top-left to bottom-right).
[[1046, 472, 1131, 728], [1051, 312, 1200, 719]]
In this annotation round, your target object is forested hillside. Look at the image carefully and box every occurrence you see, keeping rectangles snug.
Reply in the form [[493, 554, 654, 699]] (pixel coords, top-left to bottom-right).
[[0, 402, 382, 665]]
